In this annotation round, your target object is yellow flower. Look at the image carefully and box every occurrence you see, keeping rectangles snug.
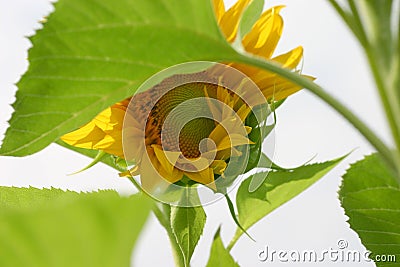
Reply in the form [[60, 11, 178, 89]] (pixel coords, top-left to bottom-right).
[[63, 78, 253, 191], [214, 0, 311, 100], [62, 0, 310, 192]]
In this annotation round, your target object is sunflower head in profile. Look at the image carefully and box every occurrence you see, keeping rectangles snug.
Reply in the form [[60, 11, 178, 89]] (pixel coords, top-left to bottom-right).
[[61, 0, 311, 198]]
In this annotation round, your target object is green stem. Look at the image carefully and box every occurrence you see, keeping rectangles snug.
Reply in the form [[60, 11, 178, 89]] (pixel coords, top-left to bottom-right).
[[152, 203, 186, 267], [225, 51, 400, 251], [233, 53, 398, 173], [125, 176, 185, 267], [364, 48, 400, 175], [359, 2, 400, 176], [326, 0, 400, 176], [327, 0, 368, 47], [227, 228, 242, 252], [347, 0, 369, 47]]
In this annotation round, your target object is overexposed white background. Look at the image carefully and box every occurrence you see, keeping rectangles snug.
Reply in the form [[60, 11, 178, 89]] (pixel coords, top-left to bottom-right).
[[0, 0, 391, 266]]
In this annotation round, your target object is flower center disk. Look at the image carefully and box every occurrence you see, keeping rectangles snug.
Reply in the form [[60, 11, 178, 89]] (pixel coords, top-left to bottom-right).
[[146, 82, 218, 158]]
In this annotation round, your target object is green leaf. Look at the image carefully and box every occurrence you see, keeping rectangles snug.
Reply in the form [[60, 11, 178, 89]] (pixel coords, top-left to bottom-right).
[[0, 187, 151, 267], [171, 191, 206, 267], [233, 157, 344, 243], [206, 228, 239, 267], [340, 154, 400, 266], [0, 0, 236, 157]]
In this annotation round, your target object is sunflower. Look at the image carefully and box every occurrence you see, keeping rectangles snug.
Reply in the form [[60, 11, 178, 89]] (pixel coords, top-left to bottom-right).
[[62, 0, 308, 192]]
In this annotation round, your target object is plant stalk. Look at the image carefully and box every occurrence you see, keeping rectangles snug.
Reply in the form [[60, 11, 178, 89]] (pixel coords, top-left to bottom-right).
[[327, 0, 400, 177], [233, 53, 398, 174], [227, 228, 242, 252]]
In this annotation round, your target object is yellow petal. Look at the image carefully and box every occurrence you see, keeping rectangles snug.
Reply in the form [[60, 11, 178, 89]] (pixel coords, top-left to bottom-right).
[[212, 0, 225, 23], [122, 126, 145, 161], [140, 148, 182, 192], [236, 104, 251, 122], [216, 147, 242, 160], [208, 117, 246, 146], [242, 6, 285, 59], [211, 160, 227, 175], [260, 74, 315, 101], [95, 134, 117, 148], [61, 122, 105, 148], [217, 133, 254, 151], [93, 108, 115, 131], [152, 144, 181, 176], [219, 0, 251, 42], [272, 46, 303, 69], [139, 149, 163, 191], [62, 122, 124, 158], [177, 156, 211, 172], [61, 101, 128, 157], [185, 168, 216, 191], [204, 85, 222, 121], [158, 165, 184, 184], [94, 104, 126, 131], [94, 134, 124, 158], [208, 122, 228, 145]]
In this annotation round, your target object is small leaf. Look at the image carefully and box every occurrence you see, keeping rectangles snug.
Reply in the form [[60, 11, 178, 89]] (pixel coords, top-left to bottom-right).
[[260, 124, 275, 140], [171, 191, 206, 267], [0, 187, 151, 267], [225, 194, 254, 241], [236, 156, 344, 239], [340, 154, 400, 266], [68, 150, 107, 175], [57, 140, 126, 172], [244, 104, 276, 189], [244, 109, 267, 173], [270, 99, 286, 111], [206, 228, 239, 267]]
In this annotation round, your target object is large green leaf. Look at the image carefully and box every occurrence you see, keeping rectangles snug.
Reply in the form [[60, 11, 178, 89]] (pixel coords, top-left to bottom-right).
[[0, 0, 236, 156], [1, 0, 316, 161], [206, 228, 239, 267], [170, 191, 206, 267], [0, 187, 151, 267], [0, 187, 77, 210], [340, 154, 400, 266], [233, 157, 344, 243]]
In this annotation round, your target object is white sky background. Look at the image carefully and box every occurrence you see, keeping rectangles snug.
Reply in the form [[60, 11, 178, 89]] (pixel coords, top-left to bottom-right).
[[0, 0, 392, 266]]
